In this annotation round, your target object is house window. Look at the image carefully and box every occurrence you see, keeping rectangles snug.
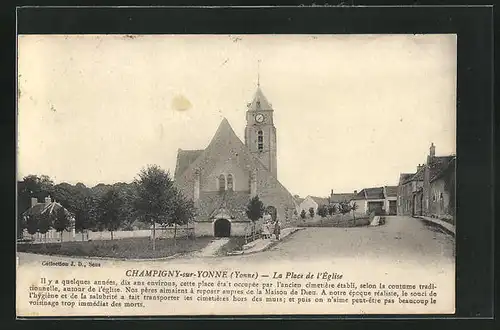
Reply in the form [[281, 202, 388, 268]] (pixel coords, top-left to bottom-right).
[[440, 192, 443, 200], [227, 174, 234, 191], [257, 130, 263, 151], [218, 174, 226, 192]]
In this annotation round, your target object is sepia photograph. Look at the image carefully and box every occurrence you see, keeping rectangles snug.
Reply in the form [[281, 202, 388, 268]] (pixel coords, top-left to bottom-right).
[[16, 34, 457, 316]]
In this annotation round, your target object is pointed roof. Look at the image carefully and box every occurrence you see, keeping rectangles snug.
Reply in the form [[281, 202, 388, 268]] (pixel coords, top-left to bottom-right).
[[247, 87, 273, 112], [174, 117, 271, 181], [174, 149, 204, 180]]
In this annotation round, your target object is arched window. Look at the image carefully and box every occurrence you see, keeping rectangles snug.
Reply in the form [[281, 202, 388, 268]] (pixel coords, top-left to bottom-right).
[[218, 174, 226, 192], [227, 174, 234, 191], [257, 130, 263, 151]]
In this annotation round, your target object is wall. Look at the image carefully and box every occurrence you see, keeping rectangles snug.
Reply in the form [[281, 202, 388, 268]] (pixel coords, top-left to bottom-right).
[[398, 180, 423, 216], [351, 200, 367, 214], [255, 170, 297, 227], [22, 228, 77, 243], [202, 158, 250, 192], [88, 230, 151, 240], [154, 226, 194, 239], [384, 197, 397, 214], [428, 178, 451, 218]]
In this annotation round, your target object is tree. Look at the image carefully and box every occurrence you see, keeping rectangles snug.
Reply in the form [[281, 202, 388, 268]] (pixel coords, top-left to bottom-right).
[[26, 214, 39, 239], [75, 196, 98, 241], [300, 209, 307, 220], [97, 188, 124, 240], [351, 202, 359, 225], [38, 212, 52, 243], [317, 204, 329, 219], [170, 191, 196, 242], [246, 196, 265, 241], [53, 207, 70, 243], [133, 165, 178, 251], [328, 204, 337, 216], [308, 207, 315, 218], [17, 174, 54, 218], [338, 201, 351, 224]]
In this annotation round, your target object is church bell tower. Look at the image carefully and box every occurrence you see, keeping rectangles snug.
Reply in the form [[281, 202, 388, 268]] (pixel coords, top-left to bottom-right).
[[244, 80, 278, 179]]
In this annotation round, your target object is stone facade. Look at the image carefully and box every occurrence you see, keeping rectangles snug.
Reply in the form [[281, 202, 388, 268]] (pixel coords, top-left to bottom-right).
[[398, 143, 455, 220]]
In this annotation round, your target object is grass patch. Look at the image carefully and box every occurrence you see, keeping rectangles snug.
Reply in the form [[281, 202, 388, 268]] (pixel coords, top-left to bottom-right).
[[296, 214, 371, 228], [216, 236, 246, 256], [16, 236, 214, 259]]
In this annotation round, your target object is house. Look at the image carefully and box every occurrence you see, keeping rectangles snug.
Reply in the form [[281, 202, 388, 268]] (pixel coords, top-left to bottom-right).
[[298, 196, 329, 216], [328, 190, 356, 213], [397, 143, 456, 221], [174, 85, 297, 237], [351, 187, 385, 215], [383, 185, 398, 215], [422, 145, 456, 221], [350, 186, 398, 215], [292, 195, 304, 215], [397, 165, 425, 216], [21, 196, 76, 241]]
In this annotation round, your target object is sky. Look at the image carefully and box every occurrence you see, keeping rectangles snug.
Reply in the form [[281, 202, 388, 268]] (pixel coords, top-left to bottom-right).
[[17, 34, 457, 197]]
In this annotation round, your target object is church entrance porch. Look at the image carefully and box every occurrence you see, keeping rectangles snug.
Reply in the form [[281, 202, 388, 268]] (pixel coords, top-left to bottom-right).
[[214, 218, 231, 237]]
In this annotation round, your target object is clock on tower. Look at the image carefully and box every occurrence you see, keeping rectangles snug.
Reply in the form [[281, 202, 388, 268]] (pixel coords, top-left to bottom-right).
[[244, 86, 277, 178]]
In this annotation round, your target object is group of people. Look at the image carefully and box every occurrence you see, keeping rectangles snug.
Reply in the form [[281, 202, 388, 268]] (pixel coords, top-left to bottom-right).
[[261, 211, 281, 240]]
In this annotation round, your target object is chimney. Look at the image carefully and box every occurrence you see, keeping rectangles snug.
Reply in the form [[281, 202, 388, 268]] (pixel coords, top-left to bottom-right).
[[250, 170, 257, 197], [30, 197, 38, 208], [193, 168, 200, 204], [331, 189, 333, 196], [44, 195, 52, 204], [417, 164, 423, 172], [354, 190, 358, 194]]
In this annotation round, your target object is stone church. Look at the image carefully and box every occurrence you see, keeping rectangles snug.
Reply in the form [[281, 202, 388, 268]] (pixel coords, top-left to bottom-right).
[[174, 86, 297, 237]]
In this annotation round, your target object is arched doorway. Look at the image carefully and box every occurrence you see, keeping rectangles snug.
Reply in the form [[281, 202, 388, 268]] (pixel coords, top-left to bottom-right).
[[214, 218, 231, 237]]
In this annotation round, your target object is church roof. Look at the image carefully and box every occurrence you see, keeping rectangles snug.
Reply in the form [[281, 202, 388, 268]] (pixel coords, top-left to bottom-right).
[[196, 190, 251, 221], [174, 118, 271, 181], [247, 87, 273, 111], [174, 149, 204, 180]]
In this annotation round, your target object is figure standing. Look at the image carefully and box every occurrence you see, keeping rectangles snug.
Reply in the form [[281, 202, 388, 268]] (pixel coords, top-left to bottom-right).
[[274, 218, 281, 240]]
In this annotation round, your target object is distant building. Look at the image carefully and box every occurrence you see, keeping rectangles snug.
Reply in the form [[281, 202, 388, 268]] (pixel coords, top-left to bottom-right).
[[21, 195, 76, 241], [351, 187, 385, 215], [328, 190, 356, 213], [298, 196, 329, 216], [174, 86, 296, 237]]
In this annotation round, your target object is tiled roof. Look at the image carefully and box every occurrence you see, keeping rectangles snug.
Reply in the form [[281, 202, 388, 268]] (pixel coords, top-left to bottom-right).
[[430, 156, 456, 182], [411, 168, 425, 181], [352, 187, 385, 200], [399, 173, 415, 185], [309, 196, 329, 206], [329, 193, 355, 203], [196, 190, 252, 221], [174, 149, 204, 180], [384, 186, 398, 197], [247, 87, 273, 111], [364, 187, 385, 199], [22, 202, 74, 220]]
